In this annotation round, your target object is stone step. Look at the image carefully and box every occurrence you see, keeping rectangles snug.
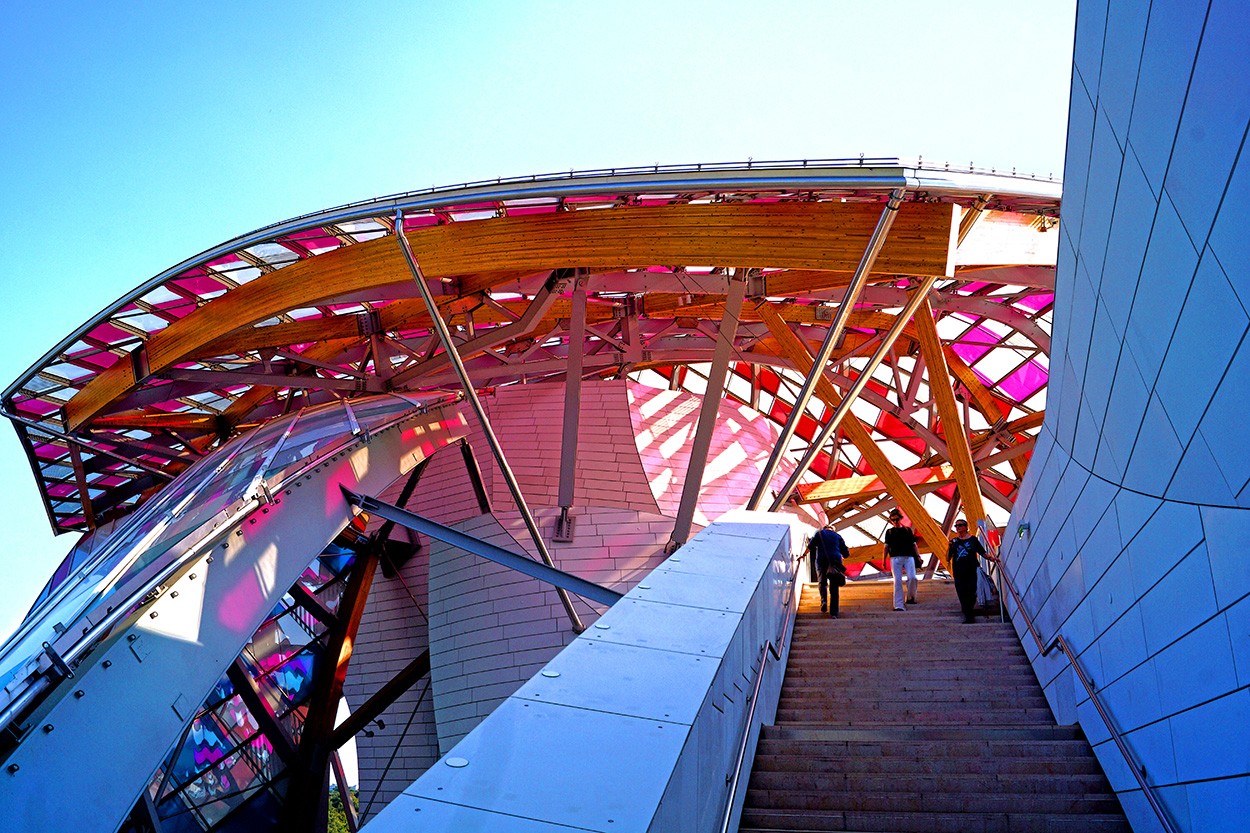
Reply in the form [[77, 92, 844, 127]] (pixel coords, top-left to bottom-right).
[[763, 723, 1085, 742], [749, 753, 1103, 776], [755, 738, 1098, 761], [743, 789, 1123, 816], [773, 709, 1058, 725], [776, 697, 1052, 712], [780, 680, 1045, 695], [740, 808, 1132, 833], [747, 769, 1112, 796]]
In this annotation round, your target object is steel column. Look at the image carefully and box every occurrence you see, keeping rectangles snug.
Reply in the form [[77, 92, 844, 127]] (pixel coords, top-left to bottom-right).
[[557, 274, 587, 538], [769, 273, 941, 510], [667, 271, 748, 551], [747, 189, 905, 510], [394, 211, 584, 632]]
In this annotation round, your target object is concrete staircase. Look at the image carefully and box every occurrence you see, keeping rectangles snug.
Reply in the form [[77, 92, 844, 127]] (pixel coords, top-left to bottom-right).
[[739, 579, 1130, 833]]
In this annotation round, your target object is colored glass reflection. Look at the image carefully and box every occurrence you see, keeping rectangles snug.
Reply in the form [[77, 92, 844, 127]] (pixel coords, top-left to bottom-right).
[[135, 539, 358, 832]]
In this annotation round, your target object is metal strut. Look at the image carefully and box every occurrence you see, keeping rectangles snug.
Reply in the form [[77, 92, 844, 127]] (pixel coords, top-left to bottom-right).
[[342, 489, 623, 608], [769, 273, 942, 510], [748, 188, 906, 510], [393, 212, 585, 632], [667, 270, 748, 551]]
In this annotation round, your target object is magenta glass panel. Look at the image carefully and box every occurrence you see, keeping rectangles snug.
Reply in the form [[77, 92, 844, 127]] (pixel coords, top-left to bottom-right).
[[173, 275, 230, 296], [506, 205, 557, 216], [998, 359, 1048, 400], [205, 253, 247, 269], [87, 322, 139, 344], [75, 351, 122, 370], [960, 281, 991, 293], [17, 399, 59, 417], [1016, 292, 1055, 312], [951, 324, 998, 364]]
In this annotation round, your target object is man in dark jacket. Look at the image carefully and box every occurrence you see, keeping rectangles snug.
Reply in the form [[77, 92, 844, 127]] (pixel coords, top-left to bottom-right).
[[808, 523, 850, 618]]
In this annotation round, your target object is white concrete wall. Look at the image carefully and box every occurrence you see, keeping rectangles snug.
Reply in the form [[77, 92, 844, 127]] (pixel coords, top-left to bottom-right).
[[345, 379, 818, 818], [1005, 2, 1250, 830], [361, 514, 800, 833]]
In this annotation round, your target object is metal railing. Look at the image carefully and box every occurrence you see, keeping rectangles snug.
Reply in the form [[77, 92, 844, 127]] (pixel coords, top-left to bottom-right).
[[979, 523, 1179, 833], [719, 550, 806, 833]]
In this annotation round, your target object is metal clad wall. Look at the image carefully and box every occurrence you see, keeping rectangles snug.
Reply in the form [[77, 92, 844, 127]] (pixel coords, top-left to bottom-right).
[[1004, 2, 1250, 830]]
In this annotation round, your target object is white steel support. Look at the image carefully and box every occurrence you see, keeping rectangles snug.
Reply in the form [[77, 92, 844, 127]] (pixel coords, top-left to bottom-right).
[[394, 212, 585, 633], [667, 270, 748, 551], [747, 189, 905, 510]]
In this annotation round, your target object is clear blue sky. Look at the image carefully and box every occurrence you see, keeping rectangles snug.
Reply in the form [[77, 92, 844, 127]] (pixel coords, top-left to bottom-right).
[[0, 1, 1075, 638]]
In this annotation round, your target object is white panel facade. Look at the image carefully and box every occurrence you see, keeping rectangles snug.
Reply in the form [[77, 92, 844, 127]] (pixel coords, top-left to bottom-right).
[[1005, 2, 1250, 830], [345, 379, 812, 817]]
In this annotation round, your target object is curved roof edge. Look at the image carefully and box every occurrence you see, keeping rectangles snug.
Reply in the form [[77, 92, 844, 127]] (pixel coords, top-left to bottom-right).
[[4, 157, 1059, 402]]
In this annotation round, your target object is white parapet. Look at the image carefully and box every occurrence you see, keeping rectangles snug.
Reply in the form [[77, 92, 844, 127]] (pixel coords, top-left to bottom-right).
[[362, 510, 804, 832]]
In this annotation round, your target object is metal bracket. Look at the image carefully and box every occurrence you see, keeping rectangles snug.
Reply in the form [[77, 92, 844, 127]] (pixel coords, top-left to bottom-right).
[[553, 507, 575, 543], [41, 642, 74, 680]]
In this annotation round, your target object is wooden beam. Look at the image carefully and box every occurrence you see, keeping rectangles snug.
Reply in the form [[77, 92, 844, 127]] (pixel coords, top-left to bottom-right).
[[755, 301, 951, 565], [913, 299, 987, 526], [66, 201, 957, 429], [797, 464, 955, 504]]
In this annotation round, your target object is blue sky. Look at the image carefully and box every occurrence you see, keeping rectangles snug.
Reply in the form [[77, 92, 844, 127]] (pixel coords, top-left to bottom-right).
[[0, 1, 1075, 638]]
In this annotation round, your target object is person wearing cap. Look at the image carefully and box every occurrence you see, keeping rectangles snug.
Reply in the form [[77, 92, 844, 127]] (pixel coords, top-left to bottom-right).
[[882, 509, 920, 611], [948, 518, 996, 623], [807, 522, 850, 618]]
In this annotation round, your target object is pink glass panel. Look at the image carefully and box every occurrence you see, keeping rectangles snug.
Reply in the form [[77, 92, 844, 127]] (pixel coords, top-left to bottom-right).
[[87, 322, 136, 344], [998, 359, 1048, 401], [951, 324, 998, 364], [1017, 292, 1055, 312], [173, 275, 230, 296]]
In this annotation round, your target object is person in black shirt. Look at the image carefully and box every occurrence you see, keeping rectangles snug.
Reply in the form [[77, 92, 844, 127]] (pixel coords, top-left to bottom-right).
[[947, 518, 997, 623], [882, 509, 920, 611], [808, 524, 850, 618]]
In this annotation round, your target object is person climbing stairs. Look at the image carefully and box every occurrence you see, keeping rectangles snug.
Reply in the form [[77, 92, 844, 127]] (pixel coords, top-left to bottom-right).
[[739, 579, 1130, 832]]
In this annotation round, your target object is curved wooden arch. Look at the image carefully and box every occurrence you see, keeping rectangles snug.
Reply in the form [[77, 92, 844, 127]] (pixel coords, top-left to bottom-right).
[[66, 201, 958, 429]]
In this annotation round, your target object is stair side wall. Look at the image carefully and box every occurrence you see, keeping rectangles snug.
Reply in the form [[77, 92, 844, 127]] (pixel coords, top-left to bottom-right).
[[1004, 2, 1250, 831]]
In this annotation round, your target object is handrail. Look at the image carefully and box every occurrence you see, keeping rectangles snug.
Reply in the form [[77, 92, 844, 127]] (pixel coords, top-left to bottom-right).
[[980, 523, 1179, 833], [719, 550, 806, 833]]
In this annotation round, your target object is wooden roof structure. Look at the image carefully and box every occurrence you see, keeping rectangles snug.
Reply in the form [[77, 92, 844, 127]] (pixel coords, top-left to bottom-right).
[[3, 158, 1059, 547]]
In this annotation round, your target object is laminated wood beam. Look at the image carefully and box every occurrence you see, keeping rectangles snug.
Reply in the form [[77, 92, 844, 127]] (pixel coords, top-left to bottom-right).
[[913, 298, 987, 526], [67, 201, 957, 430], [797, 464, 955, 504]]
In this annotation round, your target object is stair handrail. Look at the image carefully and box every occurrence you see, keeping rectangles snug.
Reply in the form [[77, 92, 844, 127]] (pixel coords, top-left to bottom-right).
[[977, 521, 1179, 833], [718, 547, 806, 833]]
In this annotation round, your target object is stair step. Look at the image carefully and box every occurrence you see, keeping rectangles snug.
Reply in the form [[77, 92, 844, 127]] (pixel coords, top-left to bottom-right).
[[740, 808, 1132, 833], [749, 754, 1103, 776], [744, 789, 1122, 815], [747, 770, 1112, 795], [763, 723, 1084, 741]]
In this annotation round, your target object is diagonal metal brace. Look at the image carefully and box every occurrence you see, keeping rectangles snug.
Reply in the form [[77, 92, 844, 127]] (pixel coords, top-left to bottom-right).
[[341, 488, 623, 608]]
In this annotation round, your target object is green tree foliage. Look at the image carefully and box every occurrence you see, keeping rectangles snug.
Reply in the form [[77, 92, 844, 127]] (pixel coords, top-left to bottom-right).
[[328, 785, 359, 833]]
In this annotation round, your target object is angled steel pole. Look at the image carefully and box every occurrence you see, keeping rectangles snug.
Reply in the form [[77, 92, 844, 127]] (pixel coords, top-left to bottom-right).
[[394, 212, 585, 633], [667, 270, 748, 551], [747, 188, 906, 510], [769, 273, 941, 510]]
